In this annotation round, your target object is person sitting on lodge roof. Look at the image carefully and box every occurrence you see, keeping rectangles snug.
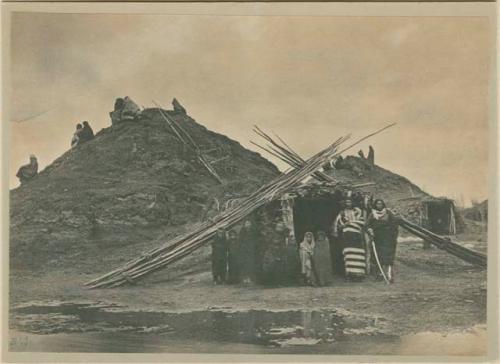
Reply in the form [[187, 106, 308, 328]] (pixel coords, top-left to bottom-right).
[[80, 121, 95, 142], [211, 228, 229, 285], [110, 96, 141, 125], [299, 232, 316, 286], [16, 155, 38, 185], [71, 123, 83, 148], [366, 199, 399, 283], [172, 98, 187, 115], [333, 197, 366, 282]]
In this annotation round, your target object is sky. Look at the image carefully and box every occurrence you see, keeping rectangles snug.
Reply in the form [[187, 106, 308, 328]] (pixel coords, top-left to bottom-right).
[[9, 12, 493, 206]]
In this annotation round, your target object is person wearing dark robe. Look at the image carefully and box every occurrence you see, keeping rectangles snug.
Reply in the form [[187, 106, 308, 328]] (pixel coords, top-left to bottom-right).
[[333, 198, 366, 281], [172, 97, 187, 115], [313, 231, 334, 286], [71, 124, 83, 148], [16, 155, 38, 185], [227, 230, 241, 284], [366, 199, 399, 283], [261, 222, 288, 285], [283, 235, 301, 285], [238, 220, 259, 284], [79, 121, 95, 143], [299, 232, 317, 286], [211, 229, 228, 285]]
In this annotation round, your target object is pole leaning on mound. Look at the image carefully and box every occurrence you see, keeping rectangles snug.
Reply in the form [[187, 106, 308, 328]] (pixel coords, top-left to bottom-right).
[[253, 124, 487, 269], [152, 100, 223, 184], [85, 135, 349, 288], [85, 124, 395, 289]]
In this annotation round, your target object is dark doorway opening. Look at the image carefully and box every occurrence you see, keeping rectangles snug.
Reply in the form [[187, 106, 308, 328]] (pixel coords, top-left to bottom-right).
[[293, 196, 343, 276], [426, 201, 453, 235]]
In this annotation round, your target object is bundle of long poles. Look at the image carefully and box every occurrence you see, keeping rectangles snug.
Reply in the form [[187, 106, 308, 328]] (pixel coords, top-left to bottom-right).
[[85, 123, 397, 289], [251, 124, 486, 269], [85, 135, 350, 288], [153, 101, 223, 184], [251, 126, 335, 183], [251, 125, 390, 188]]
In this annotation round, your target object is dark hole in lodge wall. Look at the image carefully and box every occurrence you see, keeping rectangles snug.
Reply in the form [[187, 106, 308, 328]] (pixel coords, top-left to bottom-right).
[[293, 195, 344, 277], [425, 200, 454, 235], [293, 196, 341, 244]]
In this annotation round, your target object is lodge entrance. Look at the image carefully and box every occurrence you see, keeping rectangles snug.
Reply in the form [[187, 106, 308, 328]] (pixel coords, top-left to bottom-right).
[[292, 196, 344, 276]]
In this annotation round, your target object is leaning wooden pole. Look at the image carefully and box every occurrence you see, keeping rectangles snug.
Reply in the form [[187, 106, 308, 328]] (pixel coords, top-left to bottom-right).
[[153, 101, 223, 184], [398, 218, 486, 268], [86, 135, 351, 288], [86, 124, 397, 289], [254, 124, 486, 269]]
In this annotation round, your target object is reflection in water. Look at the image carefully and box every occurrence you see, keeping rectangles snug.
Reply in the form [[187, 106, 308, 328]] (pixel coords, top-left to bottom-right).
[[11, 304, 358, 346], [9, 302, 485, 355]]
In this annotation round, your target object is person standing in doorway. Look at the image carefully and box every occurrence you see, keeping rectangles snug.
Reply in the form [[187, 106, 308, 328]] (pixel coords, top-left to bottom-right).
[[313, 231, 334, 286], [332, 198, 366, 281], [299, 232, 316, 286], [366, 199, 399, 283]]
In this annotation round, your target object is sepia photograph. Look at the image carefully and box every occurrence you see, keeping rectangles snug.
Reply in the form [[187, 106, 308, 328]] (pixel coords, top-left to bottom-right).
[[2, 2, 496, 360]]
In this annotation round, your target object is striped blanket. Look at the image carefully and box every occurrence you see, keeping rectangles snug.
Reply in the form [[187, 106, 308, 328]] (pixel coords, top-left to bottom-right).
[[343, 246, 366, 277], [334, 210, 367, 279]]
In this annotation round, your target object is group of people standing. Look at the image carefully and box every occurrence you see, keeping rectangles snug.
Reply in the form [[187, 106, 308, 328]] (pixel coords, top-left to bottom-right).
[[299, 197, 399, 285], [71, 121, 95, 148], [211, 196, 400, 287], [211, 220, 261, 285]]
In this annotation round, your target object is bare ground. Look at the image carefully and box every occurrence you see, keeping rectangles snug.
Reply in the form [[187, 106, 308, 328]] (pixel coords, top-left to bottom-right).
[[10, 238, 487, 339]]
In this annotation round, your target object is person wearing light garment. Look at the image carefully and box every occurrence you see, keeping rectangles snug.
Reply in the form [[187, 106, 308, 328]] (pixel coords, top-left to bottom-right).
[[71, 123, 83, 148], [366, 199, 399, 283], [332, 198, 366, 281], [299, 232, 316, 286]]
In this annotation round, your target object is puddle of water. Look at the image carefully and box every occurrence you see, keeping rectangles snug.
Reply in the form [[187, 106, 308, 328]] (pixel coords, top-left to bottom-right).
[[9, 302, 486, 355], [10, 302, 396, 353]]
